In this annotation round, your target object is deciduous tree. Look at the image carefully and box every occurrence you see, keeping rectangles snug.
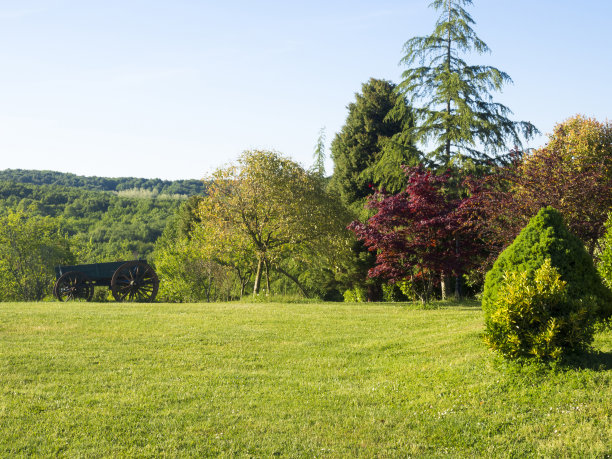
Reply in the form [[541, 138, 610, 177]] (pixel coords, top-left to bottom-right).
[[0, 211, 73, 301], [200, 150, 352, 296], [349, 167, 481, 301], [465, 116, 612, 268]]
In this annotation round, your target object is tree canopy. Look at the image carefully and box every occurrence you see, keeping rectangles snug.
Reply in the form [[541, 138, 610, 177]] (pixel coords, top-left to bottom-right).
[[329, 78, 418, 213], [465, 115, 612, 265], [199, 150, 352, 296], [0, 211, 73, 301], [398, 0, 537, 168], [349, 167, 482, 301], [0, 168, 207, 196]]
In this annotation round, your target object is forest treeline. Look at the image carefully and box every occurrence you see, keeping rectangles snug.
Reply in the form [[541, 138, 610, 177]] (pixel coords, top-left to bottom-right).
[[0, 169, 207, 196]]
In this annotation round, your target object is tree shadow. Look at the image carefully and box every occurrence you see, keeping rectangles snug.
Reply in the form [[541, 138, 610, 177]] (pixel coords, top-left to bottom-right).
[[559, 349, 612, 371], [429, 298, 481, 309]]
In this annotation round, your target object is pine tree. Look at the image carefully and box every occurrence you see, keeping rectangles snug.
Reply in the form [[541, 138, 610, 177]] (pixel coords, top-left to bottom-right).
[[311, 127, 327, 179], [329, 78, 418, 213], [398, 0, 537, 168]]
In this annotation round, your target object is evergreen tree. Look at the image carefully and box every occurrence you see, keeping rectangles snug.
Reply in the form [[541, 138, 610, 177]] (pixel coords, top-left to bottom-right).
[[311, 127, 327, 179], [329, 78, 417, 213], [482, 207, 612, 324], [398, 0, 537, 168]]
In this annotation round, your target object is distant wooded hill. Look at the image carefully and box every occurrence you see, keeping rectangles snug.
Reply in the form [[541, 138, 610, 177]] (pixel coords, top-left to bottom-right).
[[0, 169, 207, 196], [0, 169, 207, 261]]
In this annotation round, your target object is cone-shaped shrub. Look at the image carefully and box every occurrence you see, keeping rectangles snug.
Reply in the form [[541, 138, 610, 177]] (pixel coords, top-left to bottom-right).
[[482, 207, 611, 358], [485, 259, 596, 359]]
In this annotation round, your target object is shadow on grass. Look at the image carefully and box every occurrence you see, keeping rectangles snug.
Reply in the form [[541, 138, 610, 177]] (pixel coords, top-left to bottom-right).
[[434, 298, 481, 309], [495, 350, 612, 375], [560, 350, 612, 371]]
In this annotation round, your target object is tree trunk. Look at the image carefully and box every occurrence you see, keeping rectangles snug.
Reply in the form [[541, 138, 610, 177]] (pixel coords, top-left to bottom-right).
[[235, 267, 251, 298], [366, 282, 383, 302], [253, 257, 263, 296], [206, 269, 211, 302], [240, 277, 247, 297], [441, 272, 451, 300], [445, 0, 452, 167]]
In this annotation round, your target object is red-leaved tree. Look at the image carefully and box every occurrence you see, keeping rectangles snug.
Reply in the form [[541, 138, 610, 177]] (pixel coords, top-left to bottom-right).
[[349, 167, 482, 301]]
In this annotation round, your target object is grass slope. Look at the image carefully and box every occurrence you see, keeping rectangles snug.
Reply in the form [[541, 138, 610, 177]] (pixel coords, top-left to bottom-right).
[[0, 302, 610, 457]]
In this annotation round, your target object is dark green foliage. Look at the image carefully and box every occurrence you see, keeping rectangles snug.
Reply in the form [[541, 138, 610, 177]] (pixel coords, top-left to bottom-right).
[[329, 78, 417, 212], [482, 207, 612, 325], [329, 78, 417, 300], [334, 239, 384, 302], [174, 195, 205, 239]]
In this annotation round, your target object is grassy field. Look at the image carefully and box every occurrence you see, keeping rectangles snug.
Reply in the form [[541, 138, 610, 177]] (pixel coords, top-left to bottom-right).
[[0, 301, 610, 457]]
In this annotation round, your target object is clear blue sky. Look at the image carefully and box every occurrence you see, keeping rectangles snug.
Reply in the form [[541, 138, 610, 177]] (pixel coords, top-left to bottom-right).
[[0, 0, 610, 180]]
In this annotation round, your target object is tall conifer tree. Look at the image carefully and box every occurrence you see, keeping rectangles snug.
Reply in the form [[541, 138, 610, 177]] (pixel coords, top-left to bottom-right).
[[398, 0, 537, 168], [330, 78, 417, 213], [311, 127, 327, 179]]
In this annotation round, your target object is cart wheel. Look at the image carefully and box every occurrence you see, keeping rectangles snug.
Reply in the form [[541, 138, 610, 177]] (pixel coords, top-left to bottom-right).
[[54, 271, 94, 302], [111, 261, 159, 302]]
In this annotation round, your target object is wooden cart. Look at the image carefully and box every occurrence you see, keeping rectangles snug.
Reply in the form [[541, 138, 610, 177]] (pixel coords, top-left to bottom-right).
[[53, 260, 159, 302]]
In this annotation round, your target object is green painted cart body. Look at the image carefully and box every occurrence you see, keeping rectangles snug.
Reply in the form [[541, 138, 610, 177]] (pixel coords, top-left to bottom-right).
[[53, 260, 159, 302]]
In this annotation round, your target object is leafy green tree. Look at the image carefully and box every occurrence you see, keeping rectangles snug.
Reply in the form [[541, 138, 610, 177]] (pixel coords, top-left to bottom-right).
[[0, 211, 73, 301], [597, 213, 612, 299], [154, 233, 218, 302], [200, 150, 352, 296], [398, 0, 537, 168], [0, 179, 183, 262], [154, 200, 250, 302], [330, 78, 417, 213], [0, 168, 207, 196], [545, 115, 612, 176]]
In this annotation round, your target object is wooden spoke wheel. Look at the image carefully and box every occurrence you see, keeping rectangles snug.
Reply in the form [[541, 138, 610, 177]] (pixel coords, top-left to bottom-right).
[[54, 271, 94, 302], [111, 261, 159, 302]]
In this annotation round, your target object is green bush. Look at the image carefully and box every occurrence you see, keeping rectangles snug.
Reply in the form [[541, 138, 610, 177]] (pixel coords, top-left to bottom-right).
[[484, 259, 597, 360], [482, 207, 611, 324], [382, 283, 407, 302], [397, 276, 437, 303], [343, 287, 366, 302]]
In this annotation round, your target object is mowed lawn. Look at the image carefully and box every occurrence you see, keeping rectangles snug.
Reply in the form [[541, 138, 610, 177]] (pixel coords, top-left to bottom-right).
[[0, 302, 610, 457]]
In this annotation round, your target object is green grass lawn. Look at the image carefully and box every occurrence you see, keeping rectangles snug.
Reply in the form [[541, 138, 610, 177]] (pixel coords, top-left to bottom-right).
[[0, 301, 610, 457]]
